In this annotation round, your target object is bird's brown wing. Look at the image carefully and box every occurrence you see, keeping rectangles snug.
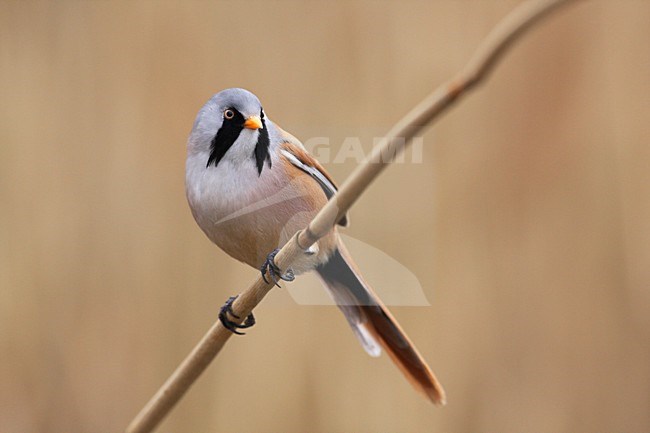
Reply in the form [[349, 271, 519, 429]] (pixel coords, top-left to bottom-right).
[[278, 136, 348, 227]]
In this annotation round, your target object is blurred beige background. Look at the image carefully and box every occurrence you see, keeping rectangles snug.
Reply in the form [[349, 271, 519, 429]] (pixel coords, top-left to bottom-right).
[[1, 1, 649, 432]]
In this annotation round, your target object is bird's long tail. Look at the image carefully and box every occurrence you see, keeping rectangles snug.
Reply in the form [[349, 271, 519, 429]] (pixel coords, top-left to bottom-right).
[[315, 240, 446, 405]]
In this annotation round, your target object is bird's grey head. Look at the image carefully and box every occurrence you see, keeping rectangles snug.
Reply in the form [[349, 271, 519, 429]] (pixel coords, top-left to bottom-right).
[[188, 88, 271, 175]]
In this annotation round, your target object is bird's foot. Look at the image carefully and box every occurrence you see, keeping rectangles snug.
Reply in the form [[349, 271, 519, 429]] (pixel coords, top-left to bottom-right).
[[218, 295, 255, 335], [260, 248, 295, 287]]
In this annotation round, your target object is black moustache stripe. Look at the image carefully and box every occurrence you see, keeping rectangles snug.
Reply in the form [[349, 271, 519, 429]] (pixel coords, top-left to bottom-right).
[[254, 113, 271, 176], [206, 110, 245, 169], [207, 108, 271, 175]]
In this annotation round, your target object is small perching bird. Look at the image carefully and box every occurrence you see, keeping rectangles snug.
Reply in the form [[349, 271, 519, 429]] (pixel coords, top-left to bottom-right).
[[185, 88, 445, 405]]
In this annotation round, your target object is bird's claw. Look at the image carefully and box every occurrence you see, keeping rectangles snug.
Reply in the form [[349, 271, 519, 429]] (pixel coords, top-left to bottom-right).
[[260, 248, 295, 287], [218, 295, 255, 335]]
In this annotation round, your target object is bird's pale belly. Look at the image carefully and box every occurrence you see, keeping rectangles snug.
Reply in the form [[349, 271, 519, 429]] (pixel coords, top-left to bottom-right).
[[191, 187, 337, 274]]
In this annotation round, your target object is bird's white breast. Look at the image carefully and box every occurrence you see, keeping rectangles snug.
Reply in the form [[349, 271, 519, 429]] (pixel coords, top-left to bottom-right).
[[186, 149, 282, 227]]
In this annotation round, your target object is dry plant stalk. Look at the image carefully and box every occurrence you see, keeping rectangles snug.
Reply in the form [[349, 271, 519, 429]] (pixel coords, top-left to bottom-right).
[[126, 0, 582, 431]]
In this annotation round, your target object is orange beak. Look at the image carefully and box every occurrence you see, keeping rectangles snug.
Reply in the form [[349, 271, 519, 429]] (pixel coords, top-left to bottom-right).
[[243, 116, 263, 130]]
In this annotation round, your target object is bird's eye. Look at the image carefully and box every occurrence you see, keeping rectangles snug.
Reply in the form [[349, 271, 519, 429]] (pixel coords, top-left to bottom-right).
[[224, 109, 235, 120]]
